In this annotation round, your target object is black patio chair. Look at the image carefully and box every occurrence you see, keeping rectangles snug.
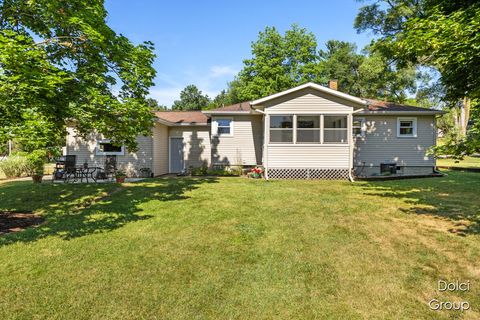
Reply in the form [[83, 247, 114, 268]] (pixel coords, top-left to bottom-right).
[[53, 155, 77, 182], [96, 155, 117, 181]]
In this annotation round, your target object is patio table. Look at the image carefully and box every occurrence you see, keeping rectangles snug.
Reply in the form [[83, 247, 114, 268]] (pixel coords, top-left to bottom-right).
[[65, 166, 101, 183]]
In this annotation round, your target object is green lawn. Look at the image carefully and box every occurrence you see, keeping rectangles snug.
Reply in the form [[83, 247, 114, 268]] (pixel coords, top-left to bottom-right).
[[0, 172, 479, 319], [437, 156, 480, 168]]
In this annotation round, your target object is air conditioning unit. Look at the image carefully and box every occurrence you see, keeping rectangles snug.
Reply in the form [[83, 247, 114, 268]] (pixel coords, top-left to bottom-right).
[[380, 162, 397, 174]]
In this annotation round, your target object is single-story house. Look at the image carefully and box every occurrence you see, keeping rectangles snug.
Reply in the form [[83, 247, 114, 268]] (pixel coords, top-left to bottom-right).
[[66, 82, 444, 179]]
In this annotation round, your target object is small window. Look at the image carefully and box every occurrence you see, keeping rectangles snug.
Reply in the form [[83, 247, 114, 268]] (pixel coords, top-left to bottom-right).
[[324, 116, 348, 143], [215, 119, 232, 136], [297, 116, 320, 143], [353, 118, 366, 137], [397, 117, 417, 137], [270, 116, 293, 143], [96, 140, 124, 155]]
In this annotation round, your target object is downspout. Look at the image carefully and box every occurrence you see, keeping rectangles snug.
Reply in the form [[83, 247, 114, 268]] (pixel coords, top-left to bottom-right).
[[348, 112, 355, 182], [251, 106, 268, 179], [264, 113, 269, 180], [349, 106, 368, 182]]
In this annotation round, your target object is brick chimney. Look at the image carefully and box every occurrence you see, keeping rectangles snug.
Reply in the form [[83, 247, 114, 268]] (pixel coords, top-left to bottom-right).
[[328, 80, 338, 91]]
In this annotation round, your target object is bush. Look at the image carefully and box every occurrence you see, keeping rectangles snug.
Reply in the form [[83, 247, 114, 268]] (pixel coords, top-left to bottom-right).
[[190, 165, 208, 176], [0, 155, 28, 178], [25, 150, 46, 176], [190, 165, 242, 177], [207, 166, 242, 176]]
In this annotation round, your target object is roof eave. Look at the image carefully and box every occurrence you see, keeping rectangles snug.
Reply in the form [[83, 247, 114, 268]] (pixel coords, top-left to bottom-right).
[[357, 110, 445, 115], [155, 118, 209, 126], [171, 122, 209, 126], [202, 110, 260, 116]]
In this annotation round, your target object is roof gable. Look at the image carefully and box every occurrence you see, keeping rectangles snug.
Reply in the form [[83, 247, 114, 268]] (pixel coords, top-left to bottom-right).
[[250, 82, 367, 107]]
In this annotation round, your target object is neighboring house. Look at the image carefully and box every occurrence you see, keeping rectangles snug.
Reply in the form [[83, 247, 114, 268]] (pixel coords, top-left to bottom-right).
[[66, 82, 443, 179]]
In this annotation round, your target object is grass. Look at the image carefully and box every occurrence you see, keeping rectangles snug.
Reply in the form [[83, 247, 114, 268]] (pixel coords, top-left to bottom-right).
[[0, 171, 479, 319], [437, 156, 480, 168]]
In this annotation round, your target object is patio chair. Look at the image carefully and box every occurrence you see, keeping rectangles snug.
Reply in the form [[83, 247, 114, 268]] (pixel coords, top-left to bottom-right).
[[53, 155, 77, 182], [97, 155, 117, 181]]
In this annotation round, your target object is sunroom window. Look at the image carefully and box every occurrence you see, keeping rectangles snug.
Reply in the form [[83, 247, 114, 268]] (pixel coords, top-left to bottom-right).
[[270, 116, 293, 143], [297, 116, 321, 143], [324, 116, 348, 143]]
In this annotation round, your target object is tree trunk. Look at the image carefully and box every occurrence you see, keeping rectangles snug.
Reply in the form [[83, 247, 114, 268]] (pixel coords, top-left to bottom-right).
[[460, 97, 471, 136]]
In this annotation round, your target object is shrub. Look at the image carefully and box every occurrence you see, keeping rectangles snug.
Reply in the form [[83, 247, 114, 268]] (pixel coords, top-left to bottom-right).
[[0, 155, 28, 178], [115, 170, 127, 178], [25, 150, 47, 176], [206, 166, 242, 176], [190, 165, 208, 176]]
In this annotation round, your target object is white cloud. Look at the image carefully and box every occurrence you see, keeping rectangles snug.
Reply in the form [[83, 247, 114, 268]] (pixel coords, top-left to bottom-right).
[[148, 87, 183, 106], [210, 65, 238, 78], [148, 65, 239, 107]]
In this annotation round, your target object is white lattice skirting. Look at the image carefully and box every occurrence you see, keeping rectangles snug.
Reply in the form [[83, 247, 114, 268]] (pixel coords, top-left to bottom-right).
[[267, 168, 350, 180]]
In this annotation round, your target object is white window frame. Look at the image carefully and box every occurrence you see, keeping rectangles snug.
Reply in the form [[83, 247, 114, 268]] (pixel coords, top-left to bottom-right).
[[213, 117, 233, 137], [96, 139, 125, 156], [352, 117, 366, 138], [397, 117, 417, 138], [323, 115, 349, 144], [296, 115, 321, 144], [269, 115, 294, 144]]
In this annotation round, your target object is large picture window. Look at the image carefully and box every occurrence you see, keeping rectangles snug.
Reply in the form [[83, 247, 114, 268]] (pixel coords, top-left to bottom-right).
[[297, 116, 321, 143], [324, 116, 348, 143], [270, 116, 293, 143]]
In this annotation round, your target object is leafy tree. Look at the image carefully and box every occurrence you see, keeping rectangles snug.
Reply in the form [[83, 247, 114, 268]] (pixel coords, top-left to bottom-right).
[[318, 40, 363, 95], [231, 24, 418, 103], [0, 0, 156, 151], [205, 90, 231, 110], [172, 85, 210, 110], [235, 24, 321, 101], [355, 0, 480, 157], [146, 98, 167, 111]]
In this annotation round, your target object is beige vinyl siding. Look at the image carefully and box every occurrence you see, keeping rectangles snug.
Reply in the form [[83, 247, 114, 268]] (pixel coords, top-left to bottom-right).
[[263, 88, 357, 170], [168, 126, 211, 168], [211, 115, 263, 165], [267, 145, 350, 168], [66, 127, 153, 176], [354, 115, 436, 166], [262, 87, 361, 113], [152, 123, 168, 176]]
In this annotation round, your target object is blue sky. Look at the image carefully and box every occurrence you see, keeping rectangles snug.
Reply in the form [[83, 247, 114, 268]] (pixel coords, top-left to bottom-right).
[[105, 0, 374, 106]]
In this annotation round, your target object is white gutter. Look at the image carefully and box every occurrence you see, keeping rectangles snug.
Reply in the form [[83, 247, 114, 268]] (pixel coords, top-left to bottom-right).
[[357, 110, 445, 115], [252, 107, 266, 114], [202, 111, 252, 115], [155, 118, 209, 127], [353, 108, 366, 114]]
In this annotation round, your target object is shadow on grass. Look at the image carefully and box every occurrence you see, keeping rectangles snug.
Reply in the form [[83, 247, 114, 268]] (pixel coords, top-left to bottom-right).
[[0, 177, 217, 246], [360, 171, 480, 236]]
